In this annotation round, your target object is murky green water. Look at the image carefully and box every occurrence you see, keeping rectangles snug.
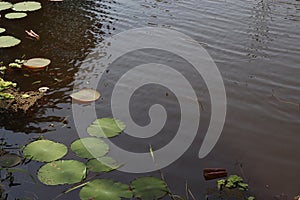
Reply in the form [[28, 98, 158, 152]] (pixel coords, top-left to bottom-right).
[[0, 0, 299, 199]]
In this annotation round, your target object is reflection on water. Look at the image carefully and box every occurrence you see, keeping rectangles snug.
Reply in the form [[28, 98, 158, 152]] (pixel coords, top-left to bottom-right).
[[248, 0, 272, 59], [0, 0, 299, 199]]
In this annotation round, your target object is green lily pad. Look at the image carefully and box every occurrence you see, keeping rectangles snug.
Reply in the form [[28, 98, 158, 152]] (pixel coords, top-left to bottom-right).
[[0, 153, 22, 168], [12, 1, 41, 12], [87, 157, 121, 173], [80, 179, 132, 200], [0, 28, 5, 34], [23, 140, 68, 162], [38, 160, 86, 185], [0, 2, 12, 11], [71, 137, 109, 159], [5, 12, 27, 19], [87, 118, 126, 138], [131, 177, 168, 200], [0, 36, 21, 48]]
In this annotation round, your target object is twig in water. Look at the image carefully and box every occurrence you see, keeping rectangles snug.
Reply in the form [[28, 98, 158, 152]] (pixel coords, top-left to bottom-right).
[[271, 89, 300, 109]]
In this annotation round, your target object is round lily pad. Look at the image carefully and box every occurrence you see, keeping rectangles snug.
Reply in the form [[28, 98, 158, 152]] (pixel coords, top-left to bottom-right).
[[0, 36, 21, 48], [0, 153, 22, 168], [23, 58, 51, 69], [38, 160, 86, 185], [71, 137, 109, 159], [80, 179, 132, 200], [0, 2, 12, 11], [23, 140, 68, 162], [87, 157, 121, 173], [87, 118, 126, 138], [131, 177, 168, 200], [12, 1, 41, 12], [5, 12, 27, 19], [70, 88, 101, 103], [0, 28, 6, 34]]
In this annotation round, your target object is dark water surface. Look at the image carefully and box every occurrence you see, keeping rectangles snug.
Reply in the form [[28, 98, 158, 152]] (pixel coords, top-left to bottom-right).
[[0, 0, 299, 199]]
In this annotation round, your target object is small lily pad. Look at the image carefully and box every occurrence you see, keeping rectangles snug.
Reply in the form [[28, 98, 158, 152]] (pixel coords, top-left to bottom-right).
[[80, 179, 132, 200], [0, 28, 6, 34], [70, 88, 101, 103], [38, 160, 86, 185], [23, 140, 67, 162], [87, 157, 121, 172], [131, 177, 168, 200], [0, 36, 21, 48], [0, 2, 12, 11], [5, 12, 27, 19], [12, 1, 41, 12], [87, 118, 126, 138], [71, 137, 109, 159], [23, 58, 51, 69], [0, 153, 22, 168]]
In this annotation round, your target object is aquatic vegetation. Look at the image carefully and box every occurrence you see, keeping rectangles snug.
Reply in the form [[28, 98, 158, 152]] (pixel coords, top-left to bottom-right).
[[87, 118, 126, 138], [24, 118, 173, 200], [38, 160, 87, 185], [21, 94, 30, 99], [0, 2, 12, 11], [131, 177, 168, 200], [7, 59, 26, 69], [87, 157, 121, 172], [70, 88, 101, 103], [0, 36, 21, 48], [0, 78, 16, 91], [0, 153, 22, 168], [0, 92, 14, 100], [71, 137, 109, 159], [12, 1, 41, 12], [23, 140, 68, 162], [5, 12, 27, 19], [217, 175, 248, 191], [0, 28, 5, 34], [23, 58, 51, 69], [80, 179, 133, 200], [0, 1, 42, 48]]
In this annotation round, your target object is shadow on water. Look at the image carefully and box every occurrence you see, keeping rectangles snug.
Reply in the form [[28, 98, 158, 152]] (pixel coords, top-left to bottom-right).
[[0, 0, 108, 133]]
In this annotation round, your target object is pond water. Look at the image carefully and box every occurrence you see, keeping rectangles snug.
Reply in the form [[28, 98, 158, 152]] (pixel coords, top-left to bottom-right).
[[0, 0, 299, 199]]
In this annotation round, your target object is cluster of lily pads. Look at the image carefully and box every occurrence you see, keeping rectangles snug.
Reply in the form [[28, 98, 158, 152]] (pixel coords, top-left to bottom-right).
[[0, 77, 16, 99], [23, 118, 170, 200], [215, 175, 255, 200], [0, 1, 42, 48]]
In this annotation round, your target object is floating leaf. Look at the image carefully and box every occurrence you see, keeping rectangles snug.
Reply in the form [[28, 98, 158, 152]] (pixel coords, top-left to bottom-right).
[[5, 12, 27, 19], [87, 118, 126, 138], [0, 92, 14, 100], [0, 78, 16, 91], [12, 1, 41, 12], [24, 58, 51, 69], [131, 177, 168, 200], [71, 137, 109, 159], [21, 94, 30, 99], [70, 88, 101, 103], [23, 140, 67, 162], [0, 36, 21, 48], [9, 63, 22, 68], [38, 160, 86, 185], [0, 28, 5, 34], [0, 153, 22, 168], [0, 2, 12, 11], [80, 179, 132, 200], [87, 157, 121, 172], [32, 80, 41, 85]]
